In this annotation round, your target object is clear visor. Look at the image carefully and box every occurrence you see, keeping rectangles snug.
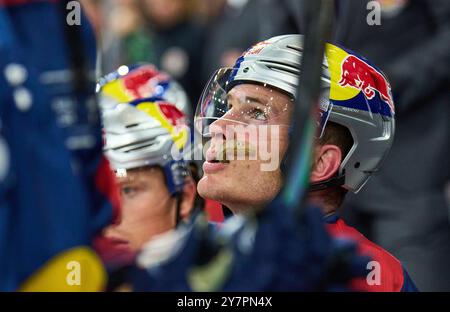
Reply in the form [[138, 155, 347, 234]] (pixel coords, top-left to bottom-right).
[[193, 68, 338, 165], [194, 68, 294, 138]]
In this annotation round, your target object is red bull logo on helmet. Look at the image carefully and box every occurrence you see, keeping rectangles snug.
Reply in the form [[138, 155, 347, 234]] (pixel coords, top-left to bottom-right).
[[325, 44, 395, 117], [131, 99, 189, 150], [122, 65, 169, 99], [100, 65, 170, 104], [242, 40, 271, 57], [339, 55, 394, 113]]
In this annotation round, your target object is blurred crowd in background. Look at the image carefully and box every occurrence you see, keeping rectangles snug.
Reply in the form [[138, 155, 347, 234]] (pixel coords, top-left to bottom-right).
[[80, 0, 302, 106]]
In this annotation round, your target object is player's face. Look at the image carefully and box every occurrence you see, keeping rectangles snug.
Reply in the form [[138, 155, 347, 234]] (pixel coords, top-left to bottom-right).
[[103, 166, 177, 251], [197, 84, 293, 214]]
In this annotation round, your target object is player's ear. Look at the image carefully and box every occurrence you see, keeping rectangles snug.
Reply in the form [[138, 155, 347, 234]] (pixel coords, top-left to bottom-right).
[[310, 144, 342, 183], [179, 177, 196, 220]]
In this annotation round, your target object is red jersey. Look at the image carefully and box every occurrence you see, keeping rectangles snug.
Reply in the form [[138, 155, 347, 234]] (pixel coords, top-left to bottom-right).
[[325, 214, 417, 292]]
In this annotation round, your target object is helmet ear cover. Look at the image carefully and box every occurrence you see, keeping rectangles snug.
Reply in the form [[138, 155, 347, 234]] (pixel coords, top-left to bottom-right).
[[162, 160, 190, 227], [161, 159, 189, 196]]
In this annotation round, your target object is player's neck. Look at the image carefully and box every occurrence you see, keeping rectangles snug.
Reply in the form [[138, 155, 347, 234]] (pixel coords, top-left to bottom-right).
[[306, 192, 337, 215]]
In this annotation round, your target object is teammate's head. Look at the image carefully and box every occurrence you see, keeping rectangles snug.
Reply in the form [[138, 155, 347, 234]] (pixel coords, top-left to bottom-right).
[[98, 64, 196, 251], [195, 34, 395, 214]]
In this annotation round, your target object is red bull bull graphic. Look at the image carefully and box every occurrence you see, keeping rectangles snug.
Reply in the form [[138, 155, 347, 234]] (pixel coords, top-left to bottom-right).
[[325, 44, 395, 118], [242, 40, 271, 57], [122, 65, 169, 99], [128, 98, 189, 150], [100, 65, 170, 104], [339, 55, 394, 113]]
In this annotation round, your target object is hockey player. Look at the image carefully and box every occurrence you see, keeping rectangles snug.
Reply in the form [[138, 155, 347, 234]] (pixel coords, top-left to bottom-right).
[[195, 34, 417, 291]]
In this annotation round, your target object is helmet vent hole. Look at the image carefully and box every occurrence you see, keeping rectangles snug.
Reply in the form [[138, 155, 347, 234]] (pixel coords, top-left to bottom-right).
[[125, 123, 139, 128], [286, 44, 303, 53], [125, 142, 155, 153], [243, 67, 249, 73], [354, 162, 360, 169]]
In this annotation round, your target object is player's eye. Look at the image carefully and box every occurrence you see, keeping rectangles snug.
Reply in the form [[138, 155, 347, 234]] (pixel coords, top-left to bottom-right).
[[121, 185, 138, 198], [249, 108, 268, 121]]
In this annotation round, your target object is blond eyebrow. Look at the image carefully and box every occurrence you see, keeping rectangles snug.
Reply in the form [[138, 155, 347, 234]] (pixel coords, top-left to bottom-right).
[[227, 93, 267, 105], [245, 96, 266, 105]]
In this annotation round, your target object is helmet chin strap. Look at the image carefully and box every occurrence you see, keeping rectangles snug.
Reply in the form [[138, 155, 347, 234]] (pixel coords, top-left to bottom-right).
[[174, 192, 183, 228], [308, 173, 346, 192], [163, 160, 189, 228]]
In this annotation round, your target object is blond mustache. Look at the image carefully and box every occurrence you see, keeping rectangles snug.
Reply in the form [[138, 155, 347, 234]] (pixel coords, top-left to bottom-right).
[[214, 141, 257, 163]]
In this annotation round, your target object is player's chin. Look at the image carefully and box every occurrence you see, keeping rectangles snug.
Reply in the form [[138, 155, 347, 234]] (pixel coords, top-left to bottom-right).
[[197, 176, 214, 199], [198, 176, 227, 202]]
